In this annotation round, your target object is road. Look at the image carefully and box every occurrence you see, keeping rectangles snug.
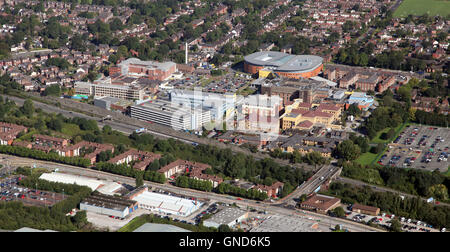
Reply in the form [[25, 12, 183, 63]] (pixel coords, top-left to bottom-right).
[[280, 164, 341, 206], [0, 153, 382, 232]]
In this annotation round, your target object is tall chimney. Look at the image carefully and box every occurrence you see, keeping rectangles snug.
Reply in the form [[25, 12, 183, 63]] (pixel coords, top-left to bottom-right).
[[185, 42, 188, 64]]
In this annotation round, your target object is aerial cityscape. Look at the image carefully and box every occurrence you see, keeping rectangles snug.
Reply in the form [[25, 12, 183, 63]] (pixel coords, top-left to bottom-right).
[[0, 0, 449, 237]]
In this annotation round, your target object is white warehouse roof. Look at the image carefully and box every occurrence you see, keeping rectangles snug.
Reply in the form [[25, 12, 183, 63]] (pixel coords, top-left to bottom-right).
[[132, 191, 203, 216], [39, 172, 123, 195]]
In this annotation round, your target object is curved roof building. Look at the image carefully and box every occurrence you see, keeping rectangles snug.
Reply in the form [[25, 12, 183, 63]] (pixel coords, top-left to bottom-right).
[[244, 51, 323, 79]]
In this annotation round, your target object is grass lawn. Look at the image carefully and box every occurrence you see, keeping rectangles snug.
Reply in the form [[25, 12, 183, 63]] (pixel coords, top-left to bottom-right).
[[17, 129, 38, 141], [355, 152, 379, 166], [371, 123, 409, 144], [445, 167, 450, 177], [394, 0, 450, 17], [117, 215, 147, 232], [102, 132, 133, 146], [60, 123, 83, 137]]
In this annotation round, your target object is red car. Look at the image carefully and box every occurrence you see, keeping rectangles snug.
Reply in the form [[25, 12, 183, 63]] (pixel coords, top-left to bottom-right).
[[237, 198, 242, 201]]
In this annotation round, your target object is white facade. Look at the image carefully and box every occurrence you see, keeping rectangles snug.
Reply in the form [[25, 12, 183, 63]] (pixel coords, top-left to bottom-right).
[[131, 191, 203, 217], [203, 207, 248, 228], [130, 99, 211, 131], [39, 172, 103, 191], [80, 202, 129, 219]]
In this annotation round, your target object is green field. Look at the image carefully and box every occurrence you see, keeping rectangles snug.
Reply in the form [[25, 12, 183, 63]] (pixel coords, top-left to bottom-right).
[[394, 0, 450, 17], [355, 152, 379, 166], [371, 123, 408, 144]]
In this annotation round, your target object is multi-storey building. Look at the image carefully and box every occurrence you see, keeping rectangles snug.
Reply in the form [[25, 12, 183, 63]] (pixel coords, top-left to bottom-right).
[[130, 99, 211, 131]]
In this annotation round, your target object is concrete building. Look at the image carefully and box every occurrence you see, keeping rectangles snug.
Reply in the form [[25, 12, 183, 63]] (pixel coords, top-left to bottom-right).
[[80, 192, 138, 219], [299, 194, 341, 214], [239, 94, 281, 134], [203, 207, 249, 229], [75, 80, 146, 101], [127, 186, 203, 217], [169, 89, 241, 121], [116, 58, 177, 81], [130, 99, 211, 131], [94, 96, 134, 112]]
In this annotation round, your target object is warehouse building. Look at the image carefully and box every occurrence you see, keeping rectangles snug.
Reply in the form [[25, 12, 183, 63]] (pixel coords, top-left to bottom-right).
[[250, 214, 320, 232], [203, 207, 248, 229], [130, 99, 211, 131], [127, 186, 203, 217], [80, 192, 138, 219], [39, 172, 124, 195]]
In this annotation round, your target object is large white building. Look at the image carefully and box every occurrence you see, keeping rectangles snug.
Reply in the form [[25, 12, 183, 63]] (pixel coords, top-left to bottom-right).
[[169, 89, 243, 122], [203, 207, 249, 228], [128, 188, 203, 217], [238, 94, 281, 134], [39, 172, 123, 195], [74, 79, 146, 101], [80, 193, 138, 219], [130, 99, 211, 130]]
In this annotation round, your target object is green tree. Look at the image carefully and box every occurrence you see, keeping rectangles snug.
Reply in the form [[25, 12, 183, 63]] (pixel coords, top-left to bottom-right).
[[427, 184, 448, 201], [135, 172, 144, 187], [21, 99, 34, 117], [332, 206, 346, 218], [335, 140, 361, 161], [390, 219, 402, 232]]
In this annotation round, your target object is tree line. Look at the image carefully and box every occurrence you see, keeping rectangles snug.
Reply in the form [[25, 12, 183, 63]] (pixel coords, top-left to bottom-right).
[[328, 182, 450, 229]]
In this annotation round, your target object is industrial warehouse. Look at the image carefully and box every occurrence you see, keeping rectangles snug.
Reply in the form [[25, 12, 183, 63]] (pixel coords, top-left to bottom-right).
[[244, 51, 323, 79], [80, 192, 138, 219], [39, 172, 124, 195], [127, 186, 203, 217]]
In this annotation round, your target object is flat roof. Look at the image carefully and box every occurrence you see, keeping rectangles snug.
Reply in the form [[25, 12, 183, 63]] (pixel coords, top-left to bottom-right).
[[204, 207, 247, 226], [119, 58, 176, 72], [39, 172, 104, 191], [250, 214, 320, 232], [134, 99, 191, 114], [244, 51, 323, 73], [81, 192, 137, 212], [132, 191, 203, 216]]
